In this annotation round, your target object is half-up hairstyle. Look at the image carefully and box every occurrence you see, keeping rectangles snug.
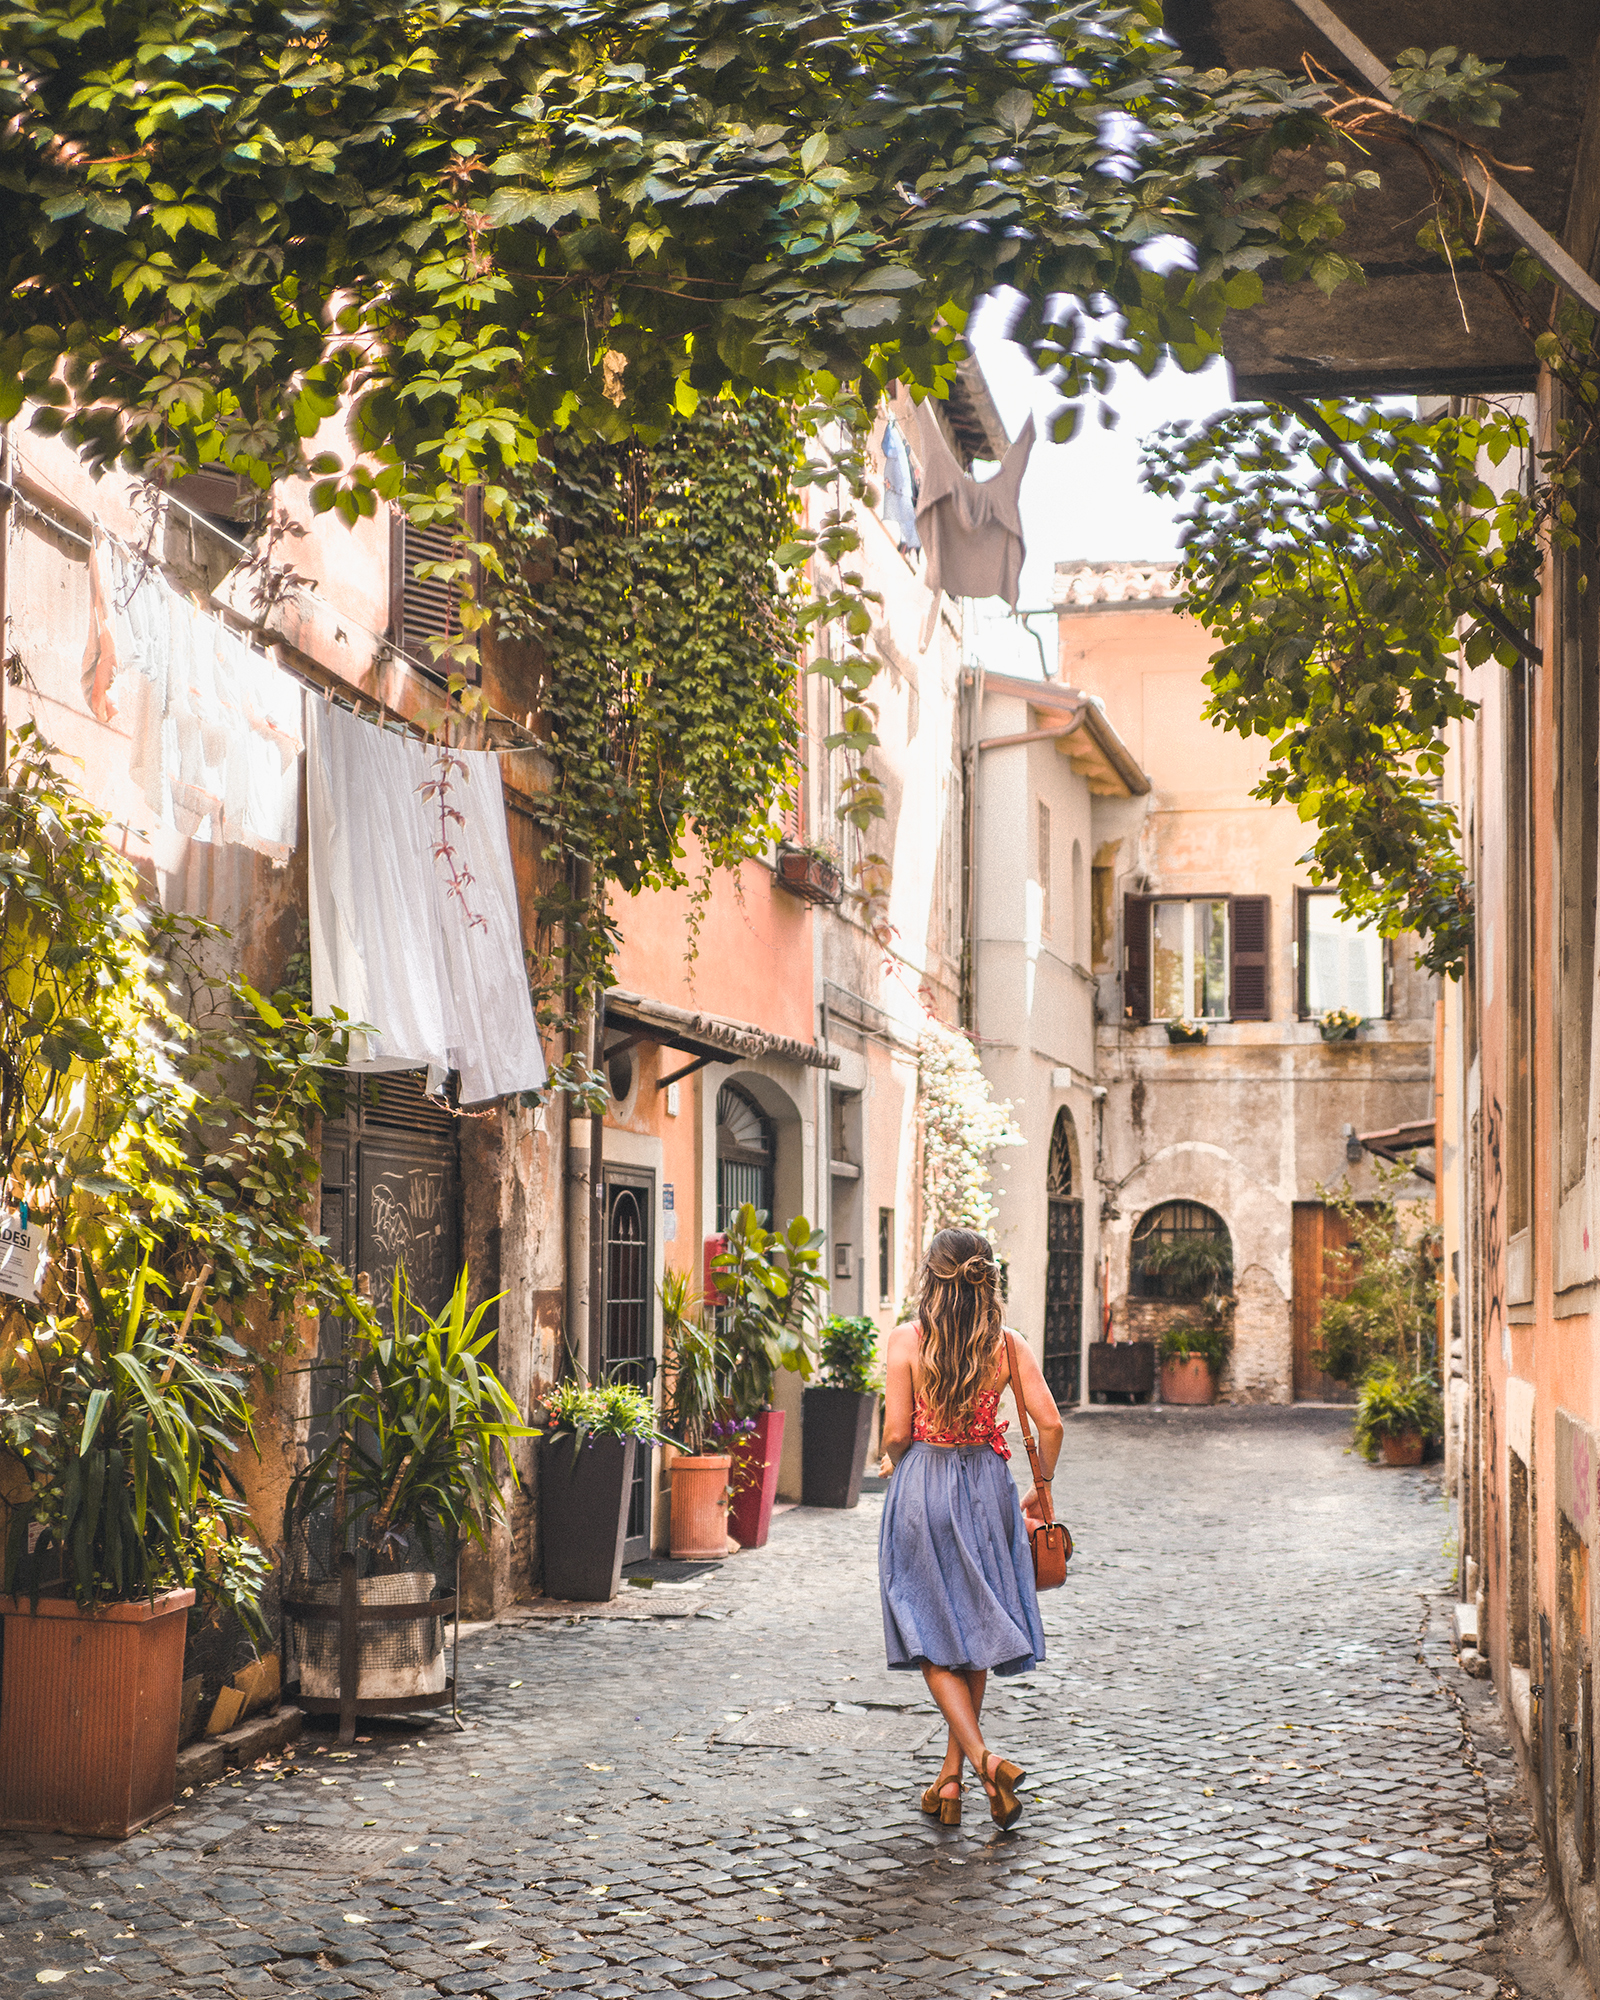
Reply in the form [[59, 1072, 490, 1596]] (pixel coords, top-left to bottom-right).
[[916, 1227, 1004, 1431]]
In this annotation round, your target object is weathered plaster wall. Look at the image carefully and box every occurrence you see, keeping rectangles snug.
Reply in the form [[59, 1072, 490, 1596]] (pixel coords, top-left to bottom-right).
[[1072, 582, 1436, 1404]]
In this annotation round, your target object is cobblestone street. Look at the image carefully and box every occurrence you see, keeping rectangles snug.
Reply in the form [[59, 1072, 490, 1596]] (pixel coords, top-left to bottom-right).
[[0, 1409, 1548, 1999]]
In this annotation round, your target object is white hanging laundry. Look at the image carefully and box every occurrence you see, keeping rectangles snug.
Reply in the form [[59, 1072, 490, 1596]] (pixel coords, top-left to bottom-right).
[[912, 403, 1036, 648], [81, 530, 303, 863], [305, 701, 547, 1106]]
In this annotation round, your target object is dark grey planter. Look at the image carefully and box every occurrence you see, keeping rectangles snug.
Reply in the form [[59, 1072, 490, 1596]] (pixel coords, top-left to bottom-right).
[[538, 1434, 636, 1602], [802, 1388, 878, 1508]]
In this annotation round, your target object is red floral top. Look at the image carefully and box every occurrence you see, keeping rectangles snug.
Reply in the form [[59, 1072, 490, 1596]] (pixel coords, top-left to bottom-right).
[[912, 1386, 1011, 1460]]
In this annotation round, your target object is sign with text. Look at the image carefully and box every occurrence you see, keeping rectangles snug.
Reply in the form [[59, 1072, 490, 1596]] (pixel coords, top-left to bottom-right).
[[0, 1209, 47, 1305]]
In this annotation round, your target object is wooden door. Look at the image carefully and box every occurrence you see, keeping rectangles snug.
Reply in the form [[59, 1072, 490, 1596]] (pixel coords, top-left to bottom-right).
[[603, 1170, 656, 1564], [1290, 1202, 1364, 1403]]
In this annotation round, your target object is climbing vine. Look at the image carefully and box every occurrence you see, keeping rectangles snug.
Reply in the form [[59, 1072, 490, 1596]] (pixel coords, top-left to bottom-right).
[[492, 393, 804, 1029], [0, 724, 377, 1615], [1139, 51, 1600, 980]]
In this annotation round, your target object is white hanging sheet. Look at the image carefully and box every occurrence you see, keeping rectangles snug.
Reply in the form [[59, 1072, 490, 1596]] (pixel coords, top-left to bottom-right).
[[81, 531, 303, 863], [305, 700, 547, 1106]]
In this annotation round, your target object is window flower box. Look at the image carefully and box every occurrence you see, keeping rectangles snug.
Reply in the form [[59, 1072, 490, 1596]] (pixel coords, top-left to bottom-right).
[[1319, 1007, 1363, 1043], [1165, 1018, 1208, 1046], [775, 841, 843, 908]]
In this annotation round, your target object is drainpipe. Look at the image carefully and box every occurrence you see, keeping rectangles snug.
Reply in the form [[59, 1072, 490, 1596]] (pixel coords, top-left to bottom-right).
[[563, 862, 593, 1381]]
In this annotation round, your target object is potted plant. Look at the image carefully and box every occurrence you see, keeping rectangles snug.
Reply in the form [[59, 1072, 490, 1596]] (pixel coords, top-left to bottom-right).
[[714, 1204, 826, 1548], [283, 1264, 536, 1727], [1353, 1362, 1442, 1465], [537, 1378, 666, 1602], [0, 737, 365, 1835], [1134, 1228, 1235, 1405], [661, 1272, 736, 1560], [1158, 1322, 1231, 1406], [1319, 1005, 1363, 1043], [0, 1256, 266, 1837], [803, 1315, 880, 1508], [774, 838, 844, 908], [1166, 1017, 1208, 1045]]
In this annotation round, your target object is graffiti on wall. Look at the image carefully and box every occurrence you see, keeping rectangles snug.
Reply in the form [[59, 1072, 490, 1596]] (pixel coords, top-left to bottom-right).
[[367, 1165, 454, 1316]]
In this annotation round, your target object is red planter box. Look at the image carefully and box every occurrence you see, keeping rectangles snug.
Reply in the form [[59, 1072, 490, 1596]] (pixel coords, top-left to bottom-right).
[[729, 1410, 785, 1550], [0, 1587, 195, 1837]]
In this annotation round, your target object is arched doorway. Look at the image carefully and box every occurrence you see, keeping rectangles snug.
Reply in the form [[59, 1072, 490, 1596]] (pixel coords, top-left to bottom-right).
[[1044, 1109, 1084, 1405], [717, 1082, 776, 1228]]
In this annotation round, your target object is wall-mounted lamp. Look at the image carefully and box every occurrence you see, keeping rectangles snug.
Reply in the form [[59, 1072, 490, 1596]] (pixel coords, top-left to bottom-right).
[[1343, 1123, 1363, 1165], [835, 1242, 854, 1279]]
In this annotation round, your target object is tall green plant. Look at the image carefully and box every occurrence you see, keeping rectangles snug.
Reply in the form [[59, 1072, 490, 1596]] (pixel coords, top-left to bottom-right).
[[0, 729, 373, 1623], [288, 1266, 537, 1564], [2, 1251, 266, 1625], [714, 1205, 827, 1420], [1313, 1164, 1440, 1387], [660, 1270, 729, 1457]]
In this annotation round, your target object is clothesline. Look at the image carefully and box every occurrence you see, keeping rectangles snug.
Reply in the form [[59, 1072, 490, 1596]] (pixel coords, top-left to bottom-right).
[[6, 451, 545, 758]]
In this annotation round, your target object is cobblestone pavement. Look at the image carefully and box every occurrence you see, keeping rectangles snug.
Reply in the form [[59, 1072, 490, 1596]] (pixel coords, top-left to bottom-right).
[[0, 1408, 1550, 1999]]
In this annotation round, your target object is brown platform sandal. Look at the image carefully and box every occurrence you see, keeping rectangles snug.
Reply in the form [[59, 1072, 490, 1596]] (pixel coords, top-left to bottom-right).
[[920, 1776, 963, 1826], [980, 1750, 1025, 1830]]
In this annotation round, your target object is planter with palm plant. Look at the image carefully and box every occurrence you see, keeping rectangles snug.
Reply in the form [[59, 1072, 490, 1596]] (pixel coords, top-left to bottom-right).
[[661, 1271, 735, 1559], [283, 1264, 535, 1739], [715, 1205, 827, 1548]]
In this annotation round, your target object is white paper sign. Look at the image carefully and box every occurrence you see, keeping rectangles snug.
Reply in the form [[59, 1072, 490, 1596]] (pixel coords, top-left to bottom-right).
[[0, 1209, 47, 1305]]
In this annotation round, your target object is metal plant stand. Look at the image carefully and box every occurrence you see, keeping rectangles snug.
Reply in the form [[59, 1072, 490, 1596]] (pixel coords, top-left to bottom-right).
[[281, 1546, 464, 1746]]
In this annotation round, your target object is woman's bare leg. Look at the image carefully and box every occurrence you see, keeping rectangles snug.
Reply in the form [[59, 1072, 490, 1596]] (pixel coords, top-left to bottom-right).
[[938, 1668, 989, 1785], [921, 1665, 992, 1784]]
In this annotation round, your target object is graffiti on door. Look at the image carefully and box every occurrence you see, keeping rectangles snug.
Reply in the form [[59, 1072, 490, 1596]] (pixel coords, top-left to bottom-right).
[[368, 1166, 454, 1313]]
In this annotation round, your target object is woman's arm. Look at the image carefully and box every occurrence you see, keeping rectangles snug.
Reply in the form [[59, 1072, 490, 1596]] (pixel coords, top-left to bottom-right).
[[878, 1321, 918, 1475], [1006, 1333, 1065, 1519]]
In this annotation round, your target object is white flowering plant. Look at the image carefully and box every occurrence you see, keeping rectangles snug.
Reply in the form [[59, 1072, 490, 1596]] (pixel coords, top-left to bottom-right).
[[917, 1022, 1023, 1242]]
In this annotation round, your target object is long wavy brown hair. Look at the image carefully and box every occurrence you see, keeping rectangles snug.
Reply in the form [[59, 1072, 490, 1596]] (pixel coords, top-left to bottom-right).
[[915, 1227, 1004, 1431]]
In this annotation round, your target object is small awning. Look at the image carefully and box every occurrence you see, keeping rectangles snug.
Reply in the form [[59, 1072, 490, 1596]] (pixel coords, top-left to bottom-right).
[[1358, 1120, 1436, 1184], [602, 989, 839, 1074]]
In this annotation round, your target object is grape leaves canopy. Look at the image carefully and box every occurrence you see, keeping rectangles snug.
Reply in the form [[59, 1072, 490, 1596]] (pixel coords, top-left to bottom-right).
[[0, 0, 1355, 509]]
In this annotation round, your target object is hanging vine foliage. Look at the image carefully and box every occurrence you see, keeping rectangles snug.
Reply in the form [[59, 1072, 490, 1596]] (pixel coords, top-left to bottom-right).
[[493, 393, 804, 1024]]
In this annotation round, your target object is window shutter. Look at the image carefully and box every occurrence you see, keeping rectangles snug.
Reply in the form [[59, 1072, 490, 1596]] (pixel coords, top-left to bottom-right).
[[1230, 894, 1271, 1020], [389, 490, 483, 684], [1123, 895, 1151, 1023]]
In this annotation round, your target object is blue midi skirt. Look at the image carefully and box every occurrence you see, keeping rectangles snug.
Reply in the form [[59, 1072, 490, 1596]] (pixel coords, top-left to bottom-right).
[[878, 1442, 1046, 1678]]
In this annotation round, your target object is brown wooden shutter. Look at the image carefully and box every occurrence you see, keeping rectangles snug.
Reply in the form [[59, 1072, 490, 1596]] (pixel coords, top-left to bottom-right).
[[389, 488, 484, 684], [1123, 895, 1151, 1023], [1230, 894, 1271, 1020]]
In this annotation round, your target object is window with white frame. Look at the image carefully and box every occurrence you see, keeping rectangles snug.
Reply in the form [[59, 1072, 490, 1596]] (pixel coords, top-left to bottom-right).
[[1150, 898, 1229, 1021], [1299, 892, 1384, 1019]]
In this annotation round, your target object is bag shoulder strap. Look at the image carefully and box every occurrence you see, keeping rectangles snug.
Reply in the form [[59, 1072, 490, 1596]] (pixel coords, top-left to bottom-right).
[[1002, 1331, 1056, 1526]]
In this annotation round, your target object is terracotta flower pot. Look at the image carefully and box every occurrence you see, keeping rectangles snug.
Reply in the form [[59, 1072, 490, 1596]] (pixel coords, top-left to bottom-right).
[[0, 1586, 195, 1837], [1379, 1431, 1424, 1466], [729, 1411, 784, 1550], [1161, 1354, 1216, 1406], [669, 1453, 733, 1559]]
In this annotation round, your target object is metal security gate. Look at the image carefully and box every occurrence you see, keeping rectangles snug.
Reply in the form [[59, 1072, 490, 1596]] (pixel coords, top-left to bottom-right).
[[315, 1072, 463, 1440], [603, 1171, 656, 1563], [1044, 1110, 1083, 1406]]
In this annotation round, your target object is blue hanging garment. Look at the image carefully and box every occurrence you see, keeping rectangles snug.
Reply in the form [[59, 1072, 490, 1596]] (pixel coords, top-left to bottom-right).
[[881, 419, 921, 552]]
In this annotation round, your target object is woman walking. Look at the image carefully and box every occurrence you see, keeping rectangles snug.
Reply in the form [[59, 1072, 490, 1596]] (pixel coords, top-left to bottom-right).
[[878, 1227, 1064, 1829]]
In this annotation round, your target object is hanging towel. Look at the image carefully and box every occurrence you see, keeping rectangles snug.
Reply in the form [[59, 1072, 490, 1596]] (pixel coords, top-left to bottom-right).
[[880, 419, 921, 552], [912, 404, 1036, 648], [81, 530, 303, 862], [305, 700, 547, 1106]]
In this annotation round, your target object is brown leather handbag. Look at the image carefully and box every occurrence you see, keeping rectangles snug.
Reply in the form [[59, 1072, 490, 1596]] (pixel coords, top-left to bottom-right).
[[1004, 1332, 1072, 1591]]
